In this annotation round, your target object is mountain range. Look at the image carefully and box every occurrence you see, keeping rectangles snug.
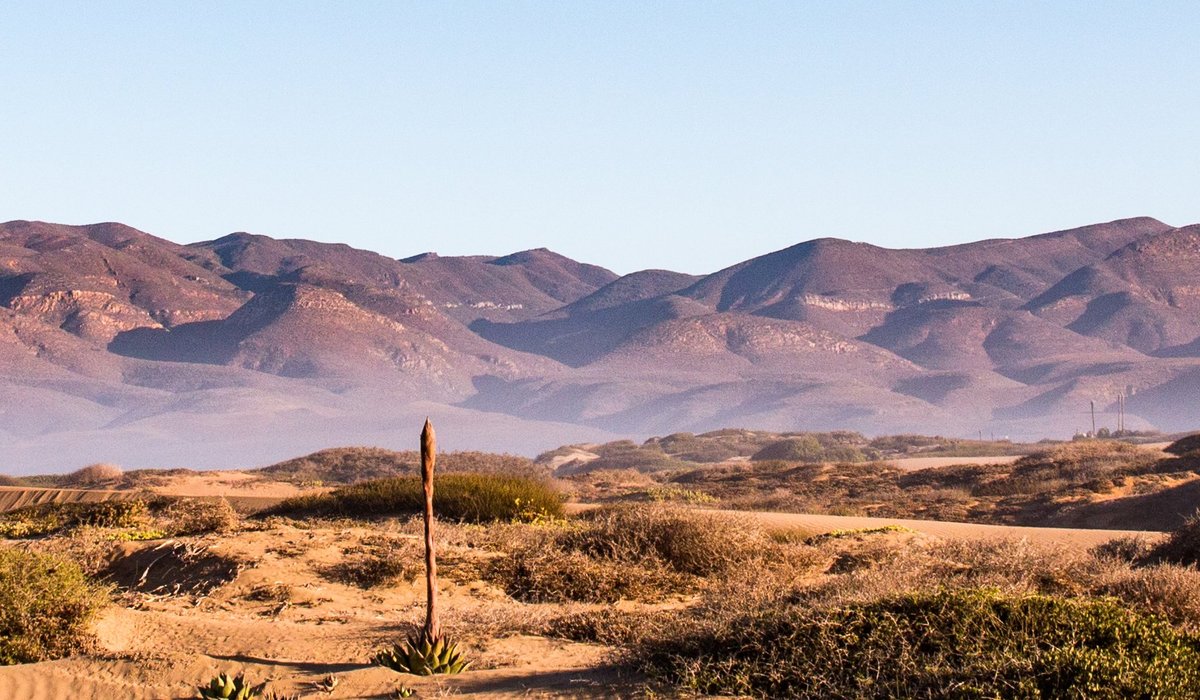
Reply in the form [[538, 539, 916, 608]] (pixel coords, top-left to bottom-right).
[[2, 216, 1199, 473]]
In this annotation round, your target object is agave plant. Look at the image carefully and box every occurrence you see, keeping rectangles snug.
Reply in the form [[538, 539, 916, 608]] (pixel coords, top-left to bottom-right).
[[197, 672, 264, 700], [373, 634, 471, 675], [373, 420, 471, 676]]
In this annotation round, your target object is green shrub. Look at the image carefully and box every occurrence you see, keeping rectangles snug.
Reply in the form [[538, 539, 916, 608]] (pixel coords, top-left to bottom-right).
[[259, 446, 541, 485], [750, 437, 866, 463], [0, 499, 149, 539], [0, 549, 107, 664], [638, 589, 1200, 699], [268, 473, 563, 523]]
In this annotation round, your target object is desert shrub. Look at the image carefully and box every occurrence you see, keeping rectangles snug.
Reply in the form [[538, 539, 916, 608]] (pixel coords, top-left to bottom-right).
[[0, 549, 107, 664], [267, 473, 563, 523], [1091, 535, 1156, 564], [562, 503, 765, 576], [977, 441, 1159, 497], [102, 541, 244, 597], [574, 441, 691, 473], [325, 536, 418, 588], [63, 463, 124, 487], [326, 556, 417, 589], [1167, 433, 1200, 457], [544, 608, 668, 646], [67, 500, 148, 528], [0, 500, 149, 539], [0, 475, 24, 486], [155, 497, 238, 535], [1150, 510, 1200, 567], [638, 589, 1200, 699], [260, 446, 541, 485], [751, 436, 824, 462], [644, 486, 717, 504], [1096, 564, 1200, 633], [0, 507, 63, 538], [487, 546, 688, 603]]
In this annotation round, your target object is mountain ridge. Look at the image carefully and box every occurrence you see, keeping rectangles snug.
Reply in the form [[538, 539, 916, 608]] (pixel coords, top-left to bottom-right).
[[2, 216, 1198, 472]]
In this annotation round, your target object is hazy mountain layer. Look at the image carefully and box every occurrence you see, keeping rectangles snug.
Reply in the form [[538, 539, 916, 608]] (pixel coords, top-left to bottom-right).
[[2, 217, 1198, 472]]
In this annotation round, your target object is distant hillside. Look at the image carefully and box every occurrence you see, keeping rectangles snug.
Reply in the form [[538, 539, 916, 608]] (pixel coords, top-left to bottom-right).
[[3, 216, 1200, 472]]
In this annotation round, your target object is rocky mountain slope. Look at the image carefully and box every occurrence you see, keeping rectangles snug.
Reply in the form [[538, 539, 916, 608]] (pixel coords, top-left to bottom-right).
[[2, 217, 1198, 472]]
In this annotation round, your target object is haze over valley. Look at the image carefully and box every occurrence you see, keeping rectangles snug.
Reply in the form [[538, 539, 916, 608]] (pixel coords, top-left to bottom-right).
[[3, 216, 1199, 472]]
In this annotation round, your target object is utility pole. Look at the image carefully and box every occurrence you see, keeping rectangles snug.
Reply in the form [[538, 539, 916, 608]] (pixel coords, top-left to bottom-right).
[[1090, 400, 1096, 437]]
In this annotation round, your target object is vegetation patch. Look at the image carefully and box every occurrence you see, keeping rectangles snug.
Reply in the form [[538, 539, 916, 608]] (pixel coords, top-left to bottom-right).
[[0, 500, 150, 539], [638, 589, 1200, 699], [1151, 510, 1200, 567], [102, 541, 245, 597], [0, 548, 108, 664], [804, 524, 916, 544], [0, 497, 239, 540], [268, 473, 563, 523], [258, 446, 541, 485], [563, 503, 766, 576], [543, 608, 664, 646], [751, 435, 868, 463], [488, 545, 688, 603]]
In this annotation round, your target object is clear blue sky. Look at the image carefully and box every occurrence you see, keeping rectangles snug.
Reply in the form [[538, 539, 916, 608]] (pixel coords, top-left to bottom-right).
[[2, 2, 1197, 274]]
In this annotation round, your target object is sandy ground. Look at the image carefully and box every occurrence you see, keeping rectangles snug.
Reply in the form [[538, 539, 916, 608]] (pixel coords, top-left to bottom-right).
[[730, 509, 1161, 546], [887, 454, 1022, 471], [0, 522, 636, 700], [564, 503, 1162, 546], [0, 486, 135, 511], [0, 464, 1171, 699], [0, 504, 1158, 699]]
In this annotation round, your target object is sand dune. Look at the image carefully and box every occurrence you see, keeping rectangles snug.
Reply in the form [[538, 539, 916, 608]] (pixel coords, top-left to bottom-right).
[[0, 486, 134, 512], [888, 454, 1022, 471]]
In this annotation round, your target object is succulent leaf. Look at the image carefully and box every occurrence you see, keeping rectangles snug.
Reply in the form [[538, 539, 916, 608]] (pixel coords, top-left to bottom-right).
[[373, 635, 471, 675]]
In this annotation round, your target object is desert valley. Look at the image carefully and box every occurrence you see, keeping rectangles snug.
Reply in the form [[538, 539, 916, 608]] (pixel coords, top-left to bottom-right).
[[5, 3, 1200, 696], [4, 426, 1200, 697]]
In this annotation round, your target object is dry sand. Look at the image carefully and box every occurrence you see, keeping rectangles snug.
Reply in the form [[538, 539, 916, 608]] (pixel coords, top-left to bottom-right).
[[0, 467, 1170, 699], [0, 486, 135, 512], [0, 522, 632, 699], [887, 454, 1022, 471]]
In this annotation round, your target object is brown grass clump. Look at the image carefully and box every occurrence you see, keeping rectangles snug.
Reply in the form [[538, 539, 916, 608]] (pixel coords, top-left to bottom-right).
[[1095, 564, 1200, 633], [325, 537, 419, 589], [488, 546, 688, 603], [977, 441, 1161, 497], [543, 608, 671, 646], [1150, 510, 1200, 567], [63, 463, 124, 487], [156, 497, 239, 536], [562, 503, 766, 576], [485, 504, 777, 604], [1166, 433, 1200, 457], [0, 549, 108, 664]]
